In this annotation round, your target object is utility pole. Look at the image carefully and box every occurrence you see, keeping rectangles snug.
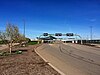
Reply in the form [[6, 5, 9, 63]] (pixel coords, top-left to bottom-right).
[[90, 26, 93, 40], [23, 19, 25, 38]]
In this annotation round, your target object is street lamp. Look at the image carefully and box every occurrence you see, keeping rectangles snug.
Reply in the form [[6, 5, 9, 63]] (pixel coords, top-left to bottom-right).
[[23, 19, 25, 38], [90, 26, 93, 40]]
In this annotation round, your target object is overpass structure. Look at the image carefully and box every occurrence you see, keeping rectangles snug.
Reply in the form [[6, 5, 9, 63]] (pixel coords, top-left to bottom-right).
[[38, 33, 83, 44], [38, 33, 100, 44]]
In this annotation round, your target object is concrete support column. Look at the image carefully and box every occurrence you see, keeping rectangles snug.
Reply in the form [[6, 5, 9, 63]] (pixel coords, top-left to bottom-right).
[[41, 40, 44, 43]]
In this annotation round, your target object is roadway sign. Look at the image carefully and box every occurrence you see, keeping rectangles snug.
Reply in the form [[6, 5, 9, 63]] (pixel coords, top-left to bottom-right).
[[55, 33, 62, 36], [43, 33, 48, 36], [66, 33, 74, 36]]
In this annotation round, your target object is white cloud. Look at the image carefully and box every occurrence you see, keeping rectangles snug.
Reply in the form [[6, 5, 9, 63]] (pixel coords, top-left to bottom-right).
[[89, 19, 96, 22], [87, 18, 96, 22]]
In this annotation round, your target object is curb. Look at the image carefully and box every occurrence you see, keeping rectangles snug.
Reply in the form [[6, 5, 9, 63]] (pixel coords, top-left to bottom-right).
[[35, 48, 66, 75]]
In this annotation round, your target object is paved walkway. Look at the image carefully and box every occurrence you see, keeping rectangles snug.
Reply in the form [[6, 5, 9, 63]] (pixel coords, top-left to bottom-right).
[[0, 43, 19, 50], [0, 45, 8, 50], [91, 44, 100, 47]]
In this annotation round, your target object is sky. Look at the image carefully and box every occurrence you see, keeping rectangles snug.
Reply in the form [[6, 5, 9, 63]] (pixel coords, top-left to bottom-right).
[[0, 0, 100, 39]]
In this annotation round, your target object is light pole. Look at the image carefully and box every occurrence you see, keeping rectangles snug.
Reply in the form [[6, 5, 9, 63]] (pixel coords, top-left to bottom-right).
[[23, 19, 25, 38], [90, 26, 93, 40]]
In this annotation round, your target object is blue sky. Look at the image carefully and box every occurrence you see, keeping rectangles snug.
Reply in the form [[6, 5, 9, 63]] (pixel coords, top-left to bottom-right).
[[0, 0, 100, 39]]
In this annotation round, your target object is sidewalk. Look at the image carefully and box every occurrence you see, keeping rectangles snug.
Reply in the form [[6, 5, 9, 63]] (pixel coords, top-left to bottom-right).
[[91, 44, 100, 48], [0, 43, 19, 50], [0, 45, 8, 50]]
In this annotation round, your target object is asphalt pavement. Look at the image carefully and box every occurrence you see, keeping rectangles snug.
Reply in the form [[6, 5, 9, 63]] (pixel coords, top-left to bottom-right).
[[36, 43, 100, 75]]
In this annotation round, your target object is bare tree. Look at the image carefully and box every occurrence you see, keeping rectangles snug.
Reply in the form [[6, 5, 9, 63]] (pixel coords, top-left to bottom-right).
[[0, 23, 27, 54], [6, 23, 19, 53], [0, 31, 7, 44], [0, 31, 6, 40]]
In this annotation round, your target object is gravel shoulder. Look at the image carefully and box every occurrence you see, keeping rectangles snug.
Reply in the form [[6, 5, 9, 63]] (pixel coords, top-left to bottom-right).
[[0, 44, 60, 75]]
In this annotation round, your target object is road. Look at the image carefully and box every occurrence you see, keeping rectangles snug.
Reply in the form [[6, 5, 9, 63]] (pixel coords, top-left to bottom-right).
[[36, 43, 100, 75]]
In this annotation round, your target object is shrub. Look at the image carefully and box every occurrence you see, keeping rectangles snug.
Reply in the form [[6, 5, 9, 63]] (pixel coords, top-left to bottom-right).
[[15, 50, 22, 54], [28, 41, 38, 45]]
